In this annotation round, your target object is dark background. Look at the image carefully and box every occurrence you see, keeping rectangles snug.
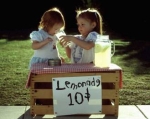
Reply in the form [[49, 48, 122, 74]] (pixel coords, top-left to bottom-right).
[[0, 0, 149, 40]]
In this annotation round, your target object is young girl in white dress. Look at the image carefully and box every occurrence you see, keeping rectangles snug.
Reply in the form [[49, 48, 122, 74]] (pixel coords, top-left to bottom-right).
[[60, 8, 103, 63], [29, 7, 65, 68]]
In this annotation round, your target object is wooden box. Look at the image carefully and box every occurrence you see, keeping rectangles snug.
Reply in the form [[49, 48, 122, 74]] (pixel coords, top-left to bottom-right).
[[29, 68, 122, 116]]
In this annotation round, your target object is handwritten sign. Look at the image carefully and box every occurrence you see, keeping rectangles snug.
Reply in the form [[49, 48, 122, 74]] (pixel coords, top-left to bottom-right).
[[52, 76, 102, 116]]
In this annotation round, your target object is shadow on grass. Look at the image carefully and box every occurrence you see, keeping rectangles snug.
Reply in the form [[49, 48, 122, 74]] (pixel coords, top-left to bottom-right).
[[116, 41, 150, 61], [114, 40, 150, 75]]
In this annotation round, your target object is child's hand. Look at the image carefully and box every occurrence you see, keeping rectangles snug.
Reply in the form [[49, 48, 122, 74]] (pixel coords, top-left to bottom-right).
[[46, 37, 53, 43], [59, 35, 72, 47], [60, 56, 65, 63], [60, 35, 72, 42]]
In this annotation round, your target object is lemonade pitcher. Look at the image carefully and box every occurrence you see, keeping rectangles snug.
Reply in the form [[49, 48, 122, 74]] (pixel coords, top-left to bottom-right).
[[94, 35, 115, 68]]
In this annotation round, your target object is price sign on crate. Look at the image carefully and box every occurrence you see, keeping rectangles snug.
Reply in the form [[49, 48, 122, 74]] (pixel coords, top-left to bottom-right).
[[52, 75, 102, 116]]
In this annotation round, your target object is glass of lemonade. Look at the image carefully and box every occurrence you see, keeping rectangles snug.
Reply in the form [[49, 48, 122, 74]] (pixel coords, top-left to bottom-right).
[[56, 30, 69, 47], [56, 30, 66, 40]]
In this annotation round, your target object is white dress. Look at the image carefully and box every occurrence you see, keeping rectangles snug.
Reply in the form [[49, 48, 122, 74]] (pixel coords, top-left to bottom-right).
[[29, 29, 59, 68], [69, 31, 99, 63]]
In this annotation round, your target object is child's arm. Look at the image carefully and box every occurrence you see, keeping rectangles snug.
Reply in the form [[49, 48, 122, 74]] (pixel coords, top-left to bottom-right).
[[64, 46, 71, 58], [32, 37, 53, 50], [60, 36, 94, 50], [59, 56, 65, 63], [71, 37, 94, 50]]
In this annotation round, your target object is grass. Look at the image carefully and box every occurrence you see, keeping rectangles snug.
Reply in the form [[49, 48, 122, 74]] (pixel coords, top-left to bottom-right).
[[0, 38, 150, 105]]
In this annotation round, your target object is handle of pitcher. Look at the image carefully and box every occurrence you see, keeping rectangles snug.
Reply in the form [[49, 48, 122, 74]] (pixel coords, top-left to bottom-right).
[[111, 40, 115, 57]]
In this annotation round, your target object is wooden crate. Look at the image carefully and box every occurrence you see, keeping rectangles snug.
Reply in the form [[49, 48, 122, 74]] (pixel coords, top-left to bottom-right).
[[30, 71, 120, 116]]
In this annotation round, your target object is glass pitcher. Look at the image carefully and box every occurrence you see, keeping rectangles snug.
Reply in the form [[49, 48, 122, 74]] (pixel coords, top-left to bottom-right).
[[94, 35, 115, 68]]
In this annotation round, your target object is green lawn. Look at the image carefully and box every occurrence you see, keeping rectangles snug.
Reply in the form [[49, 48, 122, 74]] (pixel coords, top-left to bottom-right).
[[0, 39, 150, 105]]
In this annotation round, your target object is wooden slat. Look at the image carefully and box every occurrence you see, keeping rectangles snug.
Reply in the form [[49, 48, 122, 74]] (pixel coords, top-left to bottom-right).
[[102, 105, 116, 114], [31, 74, 52, 82], [102, 105, 118, 116], [31, 105, 117, 115], [31, 72, 120, 83], [30, 91, 35, 114], [32, 105, 54, 115], [115, 81, 119, 89], [115, 99, 119, 105], [31, 89, 53, 98], [30, 89, 119, 99], [30, 82, 35, 88], [102, 89, 119, 99]]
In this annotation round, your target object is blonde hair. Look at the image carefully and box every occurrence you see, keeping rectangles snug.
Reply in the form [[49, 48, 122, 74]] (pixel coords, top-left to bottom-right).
[[76, 8, 103, 35], [38, 7, 65, 31]]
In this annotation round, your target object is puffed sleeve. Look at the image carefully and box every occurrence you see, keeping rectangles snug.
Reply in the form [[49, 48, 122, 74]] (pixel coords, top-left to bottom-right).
[[29, 31, 43, 42], [85, 32, 99, 42]]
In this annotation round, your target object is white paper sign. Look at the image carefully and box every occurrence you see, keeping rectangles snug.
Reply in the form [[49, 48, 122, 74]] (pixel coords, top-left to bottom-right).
[[52, 76, 102, 116]]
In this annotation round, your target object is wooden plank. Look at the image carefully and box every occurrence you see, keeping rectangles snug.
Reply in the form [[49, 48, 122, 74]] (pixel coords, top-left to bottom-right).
[[31, 72, 120, 83], [115, 99, 119, 106], [31, 89, 53, 98], [30, 88, 35, 103], [31, 105, 117, 115], [102, 105, 116, 114], [31, 89, 119, 99], [30, 98, 35, 115], [32, 105, 54, 115], [102, 89, 119, 99], [114, 99, 119, 116], [31, 74, 52, 82], [115, 81, 119, 89], [30, 82, 35, 88]]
